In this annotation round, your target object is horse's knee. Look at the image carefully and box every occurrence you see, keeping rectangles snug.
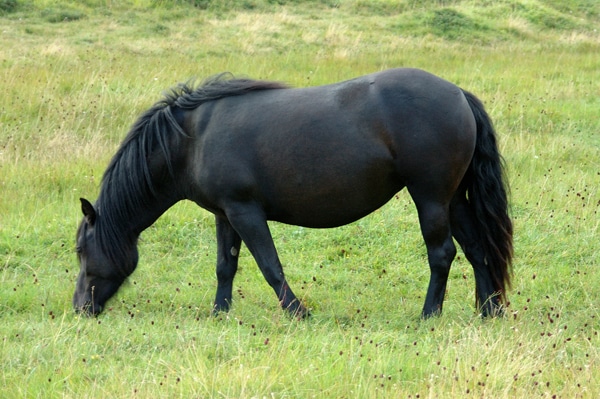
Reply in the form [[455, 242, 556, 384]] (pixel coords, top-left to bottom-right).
[[216, 262, 237, 283]]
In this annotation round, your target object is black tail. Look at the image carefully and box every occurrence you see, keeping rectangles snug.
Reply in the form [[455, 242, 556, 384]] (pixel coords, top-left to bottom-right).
[[462, 89, 514, 306]]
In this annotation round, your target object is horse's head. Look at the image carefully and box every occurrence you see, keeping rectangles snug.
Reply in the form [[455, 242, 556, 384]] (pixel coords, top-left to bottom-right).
[[73, 198, 138, 316]]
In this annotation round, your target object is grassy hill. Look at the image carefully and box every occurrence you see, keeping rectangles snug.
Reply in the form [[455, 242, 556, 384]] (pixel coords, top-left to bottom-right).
[[2, 0, 599, 42]]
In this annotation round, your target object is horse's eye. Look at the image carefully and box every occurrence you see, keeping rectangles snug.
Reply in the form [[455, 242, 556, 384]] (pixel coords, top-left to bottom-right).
[[76, 246, 83, 254]]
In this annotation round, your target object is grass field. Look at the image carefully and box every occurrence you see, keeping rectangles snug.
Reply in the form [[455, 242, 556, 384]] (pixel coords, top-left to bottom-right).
[[1, 0, 599, 397]]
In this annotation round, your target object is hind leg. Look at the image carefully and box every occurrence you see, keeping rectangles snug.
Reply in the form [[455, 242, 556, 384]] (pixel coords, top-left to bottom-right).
[[450, 193, 503, 316], [411, 196, 457, 318]]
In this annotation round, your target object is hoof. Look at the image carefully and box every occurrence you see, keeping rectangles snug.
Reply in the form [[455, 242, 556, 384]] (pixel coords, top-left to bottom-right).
[[212, 302, 231, 316], [285, 300, 310, 319]]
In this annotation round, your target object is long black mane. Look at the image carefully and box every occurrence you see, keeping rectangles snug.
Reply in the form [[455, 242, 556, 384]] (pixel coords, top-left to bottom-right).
[[94, 74, 289, 275]]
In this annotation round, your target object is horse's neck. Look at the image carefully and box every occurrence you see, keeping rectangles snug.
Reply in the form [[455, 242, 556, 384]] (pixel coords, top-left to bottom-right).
[[133, 194, 179, 237], [97, 183, 180, 243], [97, 111, 189, 241]]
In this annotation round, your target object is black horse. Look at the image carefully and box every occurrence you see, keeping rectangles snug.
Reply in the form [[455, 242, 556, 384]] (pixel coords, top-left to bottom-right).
[[74, 68, 513, 319]]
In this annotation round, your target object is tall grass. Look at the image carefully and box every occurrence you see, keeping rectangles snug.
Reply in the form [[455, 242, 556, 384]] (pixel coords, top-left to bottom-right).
[[1, 1, 599, 397]]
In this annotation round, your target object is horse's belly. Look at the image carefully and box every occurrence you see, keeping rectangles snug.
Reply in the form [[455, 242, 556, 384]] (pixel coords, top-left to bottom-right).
[[262, 168, 403, 228]]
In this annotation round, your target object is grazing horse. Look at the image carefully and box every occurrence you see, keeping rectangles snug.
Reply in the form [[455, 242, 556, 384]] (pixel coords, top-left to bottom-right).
[[74, 68, 513, 318]]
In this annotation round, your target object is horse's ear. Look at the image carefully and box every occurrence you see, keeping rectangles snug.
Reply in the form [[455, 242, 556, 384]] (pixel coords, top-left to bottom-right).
[[80, 198, 96, 226]]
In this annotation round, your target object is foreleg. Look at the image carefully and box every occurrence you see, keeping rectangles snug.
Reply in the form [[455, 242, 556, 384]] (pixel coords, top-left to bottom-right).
[[213, 215, 242, 313], [225, 204, 307, 317]]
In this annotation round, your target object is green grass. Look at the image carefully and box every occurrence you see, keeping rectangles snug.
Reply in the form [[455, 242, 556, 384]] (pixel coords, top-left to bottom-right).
[[1, 0, 599, 397]]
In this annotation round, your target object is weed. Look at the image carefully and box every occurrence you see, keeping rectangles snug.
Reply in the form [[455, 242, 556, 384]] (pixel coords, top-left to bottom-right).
[[429, 8, 487, 40], [40, 7, 87, 23], [0, 0, 18, 14]]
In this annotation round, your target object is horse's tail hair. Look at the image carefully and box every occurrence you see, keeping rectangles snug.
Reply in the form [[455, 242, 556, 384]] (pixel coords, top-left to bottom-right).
[[462, 89, 514, 306]]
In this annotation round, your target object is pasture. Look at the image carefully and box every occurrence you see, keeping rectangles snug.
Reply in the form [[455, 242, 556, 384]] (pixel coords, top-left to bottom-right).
[[1, 0, 599, 397]]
